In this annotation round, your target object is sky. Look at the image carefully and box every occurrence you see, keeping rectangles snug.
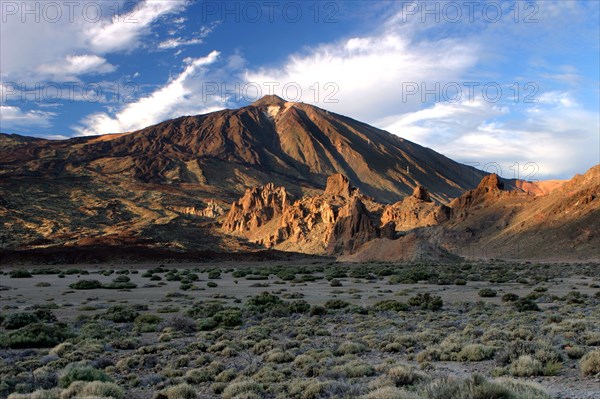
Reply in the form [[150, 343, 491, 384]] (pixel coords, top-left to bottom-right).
[[1, 0, 598, 180]]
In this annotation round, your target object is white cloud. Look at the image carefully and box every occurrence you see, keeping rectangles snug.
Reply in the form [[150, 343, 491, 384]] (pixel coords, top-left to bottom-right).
[[36, 55, 116, 80], [86, 0, 188, 53], [158, 37, 203, 50], [0, 106, 56, 129], [0, 0, 188, 82], [378, 95, 599, 180], [73, 51, 223, 135], [244, 23, 478, 122]]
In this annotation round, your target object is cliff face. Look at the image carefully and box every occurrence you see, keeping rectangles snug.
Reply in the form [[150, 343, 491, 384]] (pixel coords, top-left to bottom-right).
[[222, 167, 600, 261], [222, 174, 440, 256]]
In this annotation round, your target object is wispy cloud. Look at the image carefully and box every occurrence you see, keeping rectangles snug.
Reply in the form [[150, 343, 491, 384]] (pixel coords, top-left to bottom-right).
[[379, 94, 599, 179], [73, 51, 222, 135], [158, 37, 203, 50]]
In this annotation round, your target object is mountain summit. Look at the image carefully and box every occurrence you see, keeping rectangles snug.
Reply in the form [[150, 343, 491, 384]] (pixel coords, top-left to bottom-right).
[[0, 96, 489, 204]]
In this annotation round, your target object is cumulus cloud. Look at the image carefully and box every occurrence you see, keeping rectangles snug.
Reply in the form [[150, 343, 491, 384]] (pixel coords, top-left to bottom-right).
[[73, 51, 222, 135], [0, 0, 188, 81]]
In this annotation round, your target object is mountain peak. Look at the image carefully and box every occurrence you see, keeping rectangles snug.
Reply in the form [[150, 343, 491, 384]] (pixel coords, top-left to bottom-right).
[[251, 94, 287, 107]]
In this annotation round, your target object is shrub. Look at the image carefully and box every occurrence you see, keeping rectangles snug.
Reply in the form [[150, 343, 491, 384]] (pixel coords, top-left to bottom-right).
[[7, 389, 61, 399], [265, 349, 294, 363], [213, 309, 243, 328], [336, 341, 367, 355], [334, 361, 375, 378], [580, 350, 600, 376], [166, 315, 196, 333], [113, 275, 130, 283], [324, 299, 350, 310], [407, 293, 443, 311], [502, 293, 519, 302], [246, 292, 283, 313], [509, 355, 543, 377], [373, 300, 409, 312], [362, 387, 420, 399], [2, 312, 39, 330], [289, 300, 311, 314], [310, 306, 327, 316], [103, 305, 139, 323], [513, 298, 540, 312], [9, 270, 32, 278], [478, 288, 497, 298], [207, 281, 218, 288], [135, 314, 162, 329], [69, 280, 102, 290], [565, 346, 586, 360], [456, 344, 495, 361], [208, 270, 221, 279], [330, 279, 343, 287], [61, 381, 124, 399], [0, 323, 72, 348], [59, 366, 111, 388], [222, 380, 263, 399], [387, 365, 428, 387]]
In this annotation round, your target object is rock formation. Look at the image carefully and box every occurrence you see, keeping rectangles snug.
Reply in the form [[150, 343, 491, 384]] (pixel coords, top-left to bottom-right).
[[381, 185, 450, 231], [221, 183, 288, 234]]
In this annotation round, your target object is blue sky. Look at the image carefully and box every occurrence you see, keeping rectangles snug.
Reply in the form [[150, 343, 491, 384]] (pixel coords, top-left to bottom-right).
[[1, 0, 598, 180]]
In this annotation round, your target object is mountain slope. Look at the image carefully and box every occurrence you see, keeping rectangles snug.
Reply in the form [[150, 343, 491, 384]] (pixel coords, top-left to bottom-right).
[[1, 95, 489, 204]]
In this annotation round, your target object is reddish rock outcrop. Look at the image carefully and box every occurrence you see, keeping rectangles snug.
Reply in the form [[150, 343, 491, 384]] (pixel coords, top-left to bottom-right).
[[449, 173, 506, 218], [381, 186, 449, 231], [222, 183, 288, 234], [327, 196, 380, 254], [324, 174, 355, 198]]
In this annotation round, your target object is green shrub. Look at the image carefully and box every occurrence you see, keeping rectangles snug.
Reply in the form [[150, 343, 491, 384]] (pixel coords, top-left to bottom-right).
[[2, 312, 39, 330], [246, 292, 283, 313], [373, 300, 409, 312], [59, 366, 111, 388], [310, 306, 327, 316], [502, 293, 519, 302], [208, 270, 221, 279], [0, 323, 72, 348], [513, 298, 540, 312], [324, 299, 350, 310], [289, 300, 311, 314], [407, 293, 443, 311], [112, 275, 130, 283], [9, 270, 32, 278], [207, 281, 218, 288], [103, 305, 139, 323], [135, 314, 162, 325], [69, 280, 102, 290], [478, 288, 497, 298]]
